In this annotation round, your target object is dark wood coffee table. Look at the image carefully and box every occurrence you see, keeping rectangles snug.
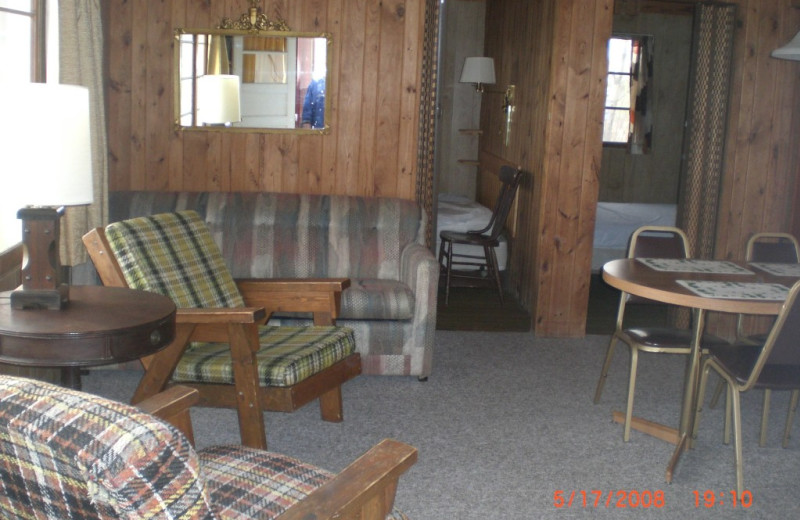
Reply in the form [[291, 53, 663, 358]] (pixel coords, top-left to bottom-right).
[[0, 285, 176, 388]]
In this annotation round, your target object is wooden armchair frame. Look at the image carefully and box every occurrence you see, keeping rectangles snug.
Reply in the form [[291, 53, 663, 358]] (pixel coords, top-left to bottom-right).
[[110, 385, 418, 520], [83, 227, 362, 450]]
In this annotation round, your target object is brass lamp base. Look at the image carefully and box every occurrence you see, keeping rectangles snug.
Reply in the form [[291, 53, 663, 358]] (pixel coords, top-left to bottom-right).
[[11, 206, 70, 310]]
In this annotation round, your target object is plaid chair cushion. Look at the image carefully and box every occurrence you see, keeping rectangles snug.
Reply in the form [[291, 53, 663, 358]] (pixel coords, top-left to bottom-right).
[[175, 326, 356, 387], [199, 445, 408, 520], [0, 376, 213, 520], [105, 210, 245, 309]]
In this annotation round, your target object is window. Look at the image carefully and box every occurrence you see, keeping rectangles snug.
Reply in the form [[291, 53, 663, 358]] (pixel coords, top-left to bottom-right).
[[0, 0, 57, 252], [602, 35, 653, 153]]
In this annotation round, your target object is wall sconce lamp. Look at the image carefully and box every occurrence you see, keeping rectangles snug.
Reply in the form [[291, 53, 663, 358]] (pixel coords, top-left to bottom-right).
[[0, 83, 94, 310], [772, 30, 800, 61], [460, 56, 496, 93]]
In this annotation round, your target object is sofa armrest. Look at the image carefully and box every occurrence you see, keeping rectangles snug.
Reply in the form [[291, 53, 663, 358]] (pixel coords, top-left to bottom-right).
[[280, 439, 417, 520], [136, 385, 200, 445], [237, 278, 350, 326]]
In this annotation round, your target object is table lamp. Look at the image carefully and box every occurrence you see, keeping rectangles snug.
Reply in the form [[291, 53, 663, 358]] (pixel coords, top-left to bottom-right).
[[772, 30, 800, 61], [198, 74, 242, 125], [0, 83, 94, 310]]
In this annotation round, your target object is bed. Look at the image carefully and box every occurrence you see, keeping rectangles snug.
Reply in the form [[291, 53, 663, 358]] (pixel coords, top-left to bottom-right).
[[436, 193, 508, 271], [592, 202, 677, 272]]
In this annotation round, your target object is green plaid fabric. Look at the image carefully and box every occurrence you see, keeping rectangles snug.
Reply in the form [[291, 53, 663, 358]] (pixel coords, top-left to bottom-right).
[[105, 210, 245, 308], [0, 376, 213, 519], [104, 210, 355, 387], [175, 326, 355, 387]]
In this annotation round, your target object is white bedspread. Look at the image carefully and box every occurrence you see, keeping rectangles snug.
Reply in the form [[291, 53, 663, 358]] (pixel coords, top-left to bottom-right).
[[592, 202, 677, 271]]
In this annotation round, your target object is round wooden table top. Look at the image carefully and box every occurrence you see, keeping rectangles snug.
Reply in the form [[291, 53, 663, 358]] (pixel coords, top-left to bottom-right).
[[0, 285, 176, 367], [602, 258, 792, 315]]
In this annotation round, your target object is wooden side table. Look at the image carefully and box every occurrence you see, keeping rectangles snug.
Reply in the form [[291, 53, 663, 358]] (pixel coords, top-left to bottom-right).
[[0, 285, 176, 389]]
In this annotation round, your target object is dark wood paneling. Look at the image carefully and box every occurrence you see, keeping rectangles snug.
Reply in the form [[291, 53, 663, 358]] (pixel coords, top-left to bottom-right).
[[104, 0, 425, 200]]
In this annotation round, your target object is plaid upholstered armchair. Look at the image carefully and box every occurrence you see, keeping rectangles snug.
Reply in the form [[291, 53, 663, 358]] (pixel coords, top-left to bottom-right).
[[0, 375, 416, 519], [83, 210, 362, 450]]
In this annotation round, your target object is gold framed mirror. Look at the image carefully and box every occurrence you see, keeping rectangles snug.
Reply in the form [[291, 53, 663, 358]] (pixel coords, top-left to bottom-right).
[[174, 7, 331, 134]]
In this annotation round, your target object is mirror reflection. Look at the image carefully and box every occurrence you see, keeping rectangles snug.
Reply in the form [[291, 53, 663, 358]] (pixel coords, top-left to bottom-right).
[[176, 30, 329, 132]]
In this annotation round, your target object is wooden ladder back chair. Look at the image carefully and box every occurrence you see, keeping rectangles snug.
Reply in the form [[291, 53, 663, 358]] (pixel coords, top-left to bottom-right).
[[693, 280, 800, 494], [83, 210, 362, 450], [438, 165, 523, 305], [593, 225, 728, 442], [0, 376, 416, 520]]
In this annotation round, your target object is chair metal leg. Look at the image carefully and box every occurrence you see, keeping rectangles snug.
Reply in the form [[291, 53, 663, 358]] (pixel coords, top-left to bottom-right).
[[731, 388, 745, 495], [724, 385, 732, 445], [783, 389, 799, 448], [594, 335, 619, 404], [624, 348, 640, 442], [710, 378, 726, 409], [692, 363, 713, 442], [759, 389, 772, 447]]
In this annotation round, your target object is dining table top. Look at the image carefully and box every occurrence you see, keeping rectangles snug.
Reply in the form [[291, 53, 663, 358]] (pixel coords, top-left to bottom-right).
[[602, 258, 798, 315]]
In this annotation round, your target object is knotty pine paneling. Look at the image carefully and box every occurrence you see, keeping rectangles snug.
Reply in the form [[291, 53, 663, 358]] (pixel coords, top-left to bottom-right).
[[479, 0, 800, 337], [103, 0, 425, 200], [482, 0, 612, 336]]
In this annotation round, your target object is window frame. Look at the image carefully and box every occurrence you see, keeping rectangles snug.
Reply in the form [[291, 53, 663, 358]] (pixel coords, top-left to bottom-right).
[[602, 33, 652, 150]]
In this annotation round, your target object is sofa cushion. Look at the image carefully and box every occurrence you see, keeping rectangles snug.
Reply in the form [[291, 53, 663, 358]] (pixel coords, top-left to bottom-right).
[[340, 279, 415, 320], [175, 326, 356, 387], [199, 445, 409, 520]]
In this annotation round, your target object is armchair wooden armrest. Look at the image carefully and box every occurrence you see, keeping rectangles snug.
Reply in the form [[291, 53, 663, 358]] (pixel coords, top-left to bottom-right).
[[237, 278, 351, 326], [135, 385, 200, 445], [177, 307, 267, 324], [281, 439, 418, 520]]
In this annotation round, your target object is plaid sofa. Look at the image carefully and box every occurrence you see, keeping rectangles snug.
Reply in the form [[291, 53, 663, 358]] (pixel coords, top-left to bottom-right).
[[108, 191, 438, 378]]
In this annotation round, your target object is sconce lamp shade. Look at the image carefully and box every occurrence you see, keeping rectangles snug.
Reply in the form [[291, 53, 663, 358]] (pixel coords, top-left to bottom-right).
[[0, 83, 94, 207], [197, 74, 242, 124], [772, 30, 800, 61], [460, 57, 496, 85]]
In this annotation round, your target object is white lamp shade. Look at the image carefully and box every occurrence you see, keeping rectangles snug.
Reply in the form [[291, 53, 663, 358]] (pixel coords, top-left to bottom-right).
[[460, 57, 496, 85], [198, 75, 241, 124], [772, 30, 800, 61], [0, 83, 94, 206]]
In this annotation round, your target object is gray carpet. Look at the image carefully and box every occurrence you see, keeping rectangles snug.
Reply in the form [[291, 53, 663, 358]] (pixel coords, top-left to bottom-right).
[[83, 332, 800, 519]]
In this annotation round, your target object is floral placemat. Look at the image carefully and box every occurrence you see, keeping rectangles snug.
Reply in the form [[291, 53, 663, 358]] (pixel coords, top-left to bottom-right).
[[749, 262, 800, 277], [677, 280, 789, 300], [637, 258, 754, 275]]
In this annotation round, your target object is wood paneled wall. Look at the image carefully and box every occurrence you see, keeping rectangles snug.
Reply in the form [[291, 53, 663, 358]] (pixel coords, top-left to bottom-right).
[[482, 0, 613, 336], [103, 0, 426, 199], [480, 0, 800, 336]]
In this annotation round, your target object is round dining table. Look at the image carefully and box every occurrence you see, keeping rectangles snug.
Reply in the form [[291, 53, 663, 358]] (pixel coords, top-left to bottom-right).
[[601, 258, 796, 483]]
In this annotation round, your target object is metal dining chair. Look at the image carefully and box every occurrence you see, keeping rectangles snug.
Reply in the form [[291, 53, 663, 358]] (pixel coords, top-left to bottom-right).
[[692, 279, 800, 494], [438, 166, 523, 305], [710, 231, 800, 446], [593, 225, 728, 442]]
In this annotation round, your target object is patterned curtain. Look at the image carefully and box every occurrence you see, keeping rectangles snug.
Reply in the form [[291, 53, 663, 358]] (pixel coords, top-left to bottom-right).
[[415, 0, 440, 249], [59, 0, 109, 266], [628, 37, 653, 155], [677, 3, 736, 260]]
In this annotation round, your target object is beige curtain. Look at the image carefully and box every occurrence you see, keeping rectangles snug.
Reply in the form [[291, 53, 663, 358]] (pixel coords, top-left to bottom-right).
[[416, 0, 440, 249], [59, 0, 108, 266]]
